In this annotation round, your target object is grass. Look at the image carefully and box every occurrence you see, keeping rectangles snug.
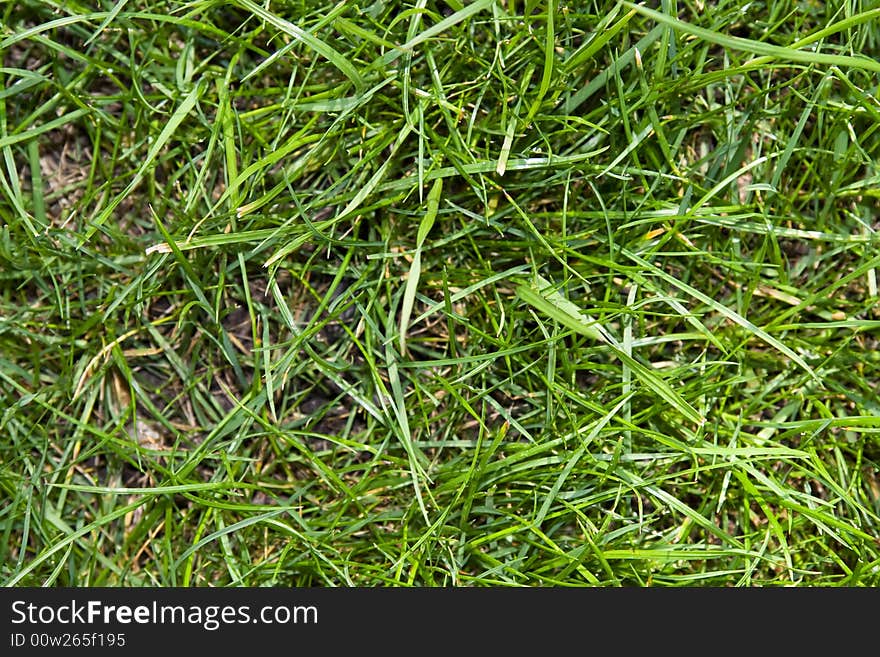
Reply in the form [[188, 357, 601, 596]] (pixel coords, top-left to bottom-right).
[[1, 0, 879, 587]]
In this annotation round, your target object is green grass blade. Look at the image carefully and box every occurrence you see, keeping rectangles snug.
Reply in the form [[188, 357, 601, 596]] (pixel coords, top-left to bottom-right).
[[370, 0, 494, 69], [234, 0, 366, 91], [400, 177, 443, 353], [622, 249, 817, 381], [517, 275, 704, 425], [622, 1, 880, 73], [83, 79, 204, 243]]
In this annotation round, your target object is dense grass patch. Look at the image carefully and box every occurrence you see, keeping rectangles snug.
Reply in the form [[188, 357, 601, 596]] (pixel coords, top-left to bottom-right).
[[1, 0, 879, 586]]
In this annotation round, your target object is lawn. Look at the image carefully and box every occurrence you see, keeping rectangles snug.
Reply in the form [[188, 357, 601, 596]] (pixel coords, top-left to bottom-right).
[[1, 0, 879, 586]]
